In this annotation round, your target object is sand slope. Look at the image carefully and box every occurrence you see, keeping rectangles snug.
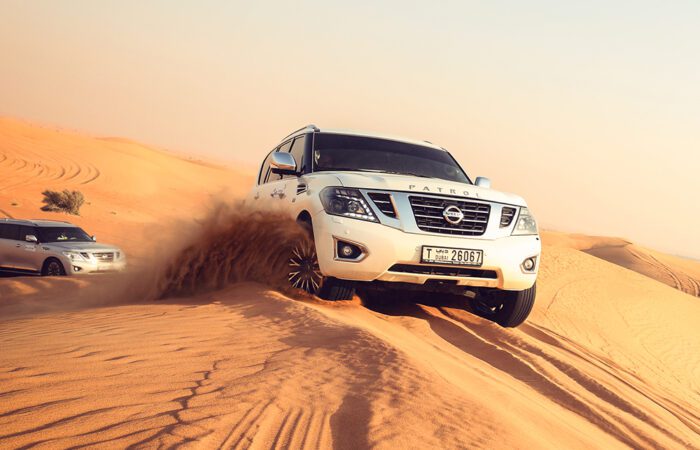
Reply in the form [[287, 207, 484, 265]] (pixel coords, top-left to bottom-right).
[[543, 231, 700, 297], [0, 117, 251, 259], [2, 269, 699, 449], [1, 121, 699, 448]]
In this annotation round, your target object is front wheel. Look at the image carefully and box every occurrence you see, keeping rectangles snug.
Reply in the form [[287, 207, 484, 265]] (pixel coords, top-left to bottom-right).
[[288, 240, 355, 300], [42, 258, 66, 277], [470, 283, 536, 328]]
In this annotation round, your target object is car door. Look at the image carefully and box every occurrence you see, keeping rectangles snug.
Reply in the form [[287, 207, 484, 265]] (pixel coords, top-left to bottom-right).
[[247, 150, 274, 206], [273, 136, 310, 210], [0, 223, 21, 270], [258, 140, 293, 206], [283, 134, 308, 198], [14, 225, 42, 272]]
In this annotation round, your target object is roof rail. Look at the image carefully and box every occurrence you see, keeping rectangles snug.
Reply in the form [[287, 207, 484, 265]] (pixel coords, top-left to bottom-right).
[[0, 218, 32, 223], [30, 219, 71, 223], [282, 124, 319, 141], [423, 140, 448, 151]]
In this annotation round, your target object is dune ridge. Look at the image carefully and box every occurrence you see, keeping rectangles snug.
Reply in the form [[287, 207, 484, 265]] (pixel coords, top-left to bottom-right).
[[0, 117, 251, 259], [1, 120, 699, 448], [542, 231, 700, 297]]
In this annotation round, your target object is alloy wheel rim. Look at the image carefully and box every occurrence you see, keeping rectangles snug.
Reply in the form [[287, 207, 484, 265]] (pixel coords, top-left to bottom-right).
[[48, 262, 62, 276], [288, 243, 322, 294]]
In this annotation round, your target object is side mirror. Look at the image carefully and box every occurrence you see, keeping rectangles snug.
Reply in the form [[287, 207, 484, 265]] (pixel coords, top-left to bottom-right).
[[91, 235, 97, 242], [270, 152, 297, 175], [25, 235, 38, 243], [475, 177, 491, 189]]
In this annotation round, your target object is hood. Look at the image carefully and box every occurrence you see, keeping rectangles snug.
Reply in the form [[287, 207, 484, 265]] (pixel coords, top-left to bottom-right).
[[326, 172, 527, 206], [44, 241, 121, 252]]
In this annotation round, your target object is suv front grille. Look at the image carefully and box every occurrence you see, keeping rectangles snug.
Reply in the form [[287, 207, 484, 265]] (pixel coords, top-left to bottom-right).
[[93, 252, 114, 262], [409, 195, 490, 236], [367, 192, 397, 218]]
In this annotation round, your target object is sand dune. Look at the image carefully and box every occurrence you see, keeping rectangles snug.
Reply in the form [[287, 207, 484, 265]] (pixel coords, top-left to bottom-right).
[[0, 117, 251, 259], [543, 231, 700, 297], [1, 121, 699, 448]]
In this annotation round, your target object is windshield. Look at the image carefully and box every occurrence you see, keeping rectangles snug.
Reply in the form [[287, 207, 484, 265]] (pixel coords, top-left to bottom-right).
[[312, 134, 470, 183], [37, 226, 93, 243]]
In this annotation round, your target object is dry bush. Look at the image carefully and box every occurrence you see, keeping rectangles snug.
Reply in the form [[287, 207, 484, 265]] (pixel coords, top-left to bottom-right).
[[41, 189, 85, 215]]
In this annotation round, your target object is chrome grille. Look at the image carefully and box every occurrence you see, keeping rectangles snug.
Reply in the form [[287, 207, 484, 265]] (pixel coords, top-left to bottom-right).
[[409, 195, 490, 236], [367, 192, 396, 218], [93, 252, 114, 262]]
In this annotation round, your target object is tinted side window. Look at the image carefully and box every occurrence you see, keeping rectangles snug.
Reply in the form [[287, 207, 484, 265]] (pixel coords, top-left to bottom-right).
[[258, 151, 274, 185], [283, 135, 307, 179], [0, 224, 20, 240], [19, 226, 36, 241], [268, 141, 292, 183]]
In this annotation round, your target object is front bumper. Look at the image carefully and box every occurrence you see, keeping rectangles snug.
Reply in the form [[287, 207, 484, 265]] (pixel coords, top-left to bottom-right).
[[312, 211, 540, 291]]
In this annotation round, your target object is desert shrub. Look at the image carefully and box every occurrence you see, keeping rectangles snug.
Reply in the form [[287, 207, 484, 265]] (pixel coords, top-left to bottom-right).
[[41, 189, 85, 215]]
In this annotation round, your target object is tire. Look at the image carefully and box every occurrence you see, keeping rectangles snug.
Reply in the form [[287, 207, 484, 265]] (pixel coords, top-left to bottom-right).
[[288, 220, 355, 301], [356, 287, 386, 307], [470, 283, 536, 328], [318, 277, 355, 301], [42, 258, 66, 277]]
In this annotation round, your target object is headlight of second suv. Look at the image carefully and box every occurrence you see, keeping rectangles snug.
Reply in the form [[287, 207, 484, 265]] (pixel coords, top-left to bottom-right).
[[320, 187, 378, 222], [62, 251, 89, 261], [512, 207, 538, 235]]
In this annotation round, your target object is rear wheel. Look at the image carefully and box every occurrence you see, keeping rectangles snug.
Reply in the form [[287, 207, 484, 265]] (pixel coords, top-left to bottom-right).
[[288, 234, 354, 301], [470, 283, 536, 328], [42, 258, 66, 277]]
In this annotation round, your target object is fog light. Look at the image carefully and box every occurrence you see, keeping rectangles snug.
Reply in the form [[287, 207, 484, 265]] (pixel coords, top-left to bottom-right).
[[335, 239, 366, 261], [73, 266, 82, 272], [522, 257, 536, 271]]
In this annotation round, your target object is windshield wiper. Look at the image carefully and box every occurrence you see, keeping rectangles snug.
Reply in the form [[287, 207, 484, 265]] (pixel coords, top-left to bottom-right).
[[318, 167, 388, 173], [323, 168, 434, 177], [383, 170, 436, 179]]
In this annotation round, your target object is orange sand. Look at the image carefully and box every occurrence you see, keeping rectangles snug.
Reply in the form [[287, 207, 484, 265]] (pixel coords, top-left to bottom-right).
[[1, 119, 699, 448]]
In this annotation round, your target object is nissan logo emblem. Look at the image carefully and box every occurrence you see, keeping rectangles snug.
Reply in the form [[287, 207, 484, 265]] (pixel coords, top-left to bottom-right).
[[442, 205, 464, 225]]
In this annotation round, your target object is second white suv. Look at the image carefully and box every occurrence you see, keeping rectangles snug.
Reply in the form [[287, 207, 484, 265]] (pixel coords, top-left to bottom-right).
[[0, 219, 126, 276], [247, 125, 541, 327]]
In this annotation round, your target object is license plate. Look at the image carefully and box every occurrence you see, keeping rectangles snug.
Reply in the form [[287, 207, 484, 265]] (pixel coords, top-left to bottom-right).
[[421, 246, 483, 266]]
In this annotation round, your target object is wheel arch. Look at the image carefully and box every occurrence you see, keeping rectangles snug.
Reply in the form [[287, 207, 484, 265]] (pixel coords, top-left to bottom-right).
[[42, 256, 66, 276], [296, 210, 312, 226]]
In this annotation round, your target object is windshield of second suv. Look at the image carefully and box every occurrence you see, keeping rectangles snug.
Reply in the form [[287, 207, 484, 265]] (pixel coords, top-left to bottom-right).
[[312, 133, 470, 183], [37, 226, 93, 243]]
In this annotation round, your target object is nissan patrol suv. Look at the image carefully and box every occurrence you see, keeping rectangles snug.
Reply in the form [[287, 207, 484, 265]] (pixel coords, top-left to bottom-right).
[[0, 219, 126, 276], [247, 125, 540, 327]]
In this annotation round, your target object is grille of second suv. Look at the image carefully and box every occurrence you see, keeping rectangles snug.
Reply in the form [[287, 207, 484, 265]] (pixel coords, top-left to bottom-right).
[[93, 252, 114, 262], [409, 195, 490, 236], [367, 192, 397, 218]]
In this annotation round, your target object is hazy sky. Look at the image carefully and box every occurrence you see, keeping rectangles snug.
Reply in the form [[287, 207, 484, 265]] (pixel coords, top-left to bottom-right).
[[2, 1, 699, 258]]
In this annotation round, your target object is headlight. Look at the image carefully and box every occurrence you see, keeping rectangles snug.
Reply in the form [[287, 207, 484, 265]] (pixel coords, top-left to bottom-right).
[[320, 187, 378, 222], [62, 251, 87, 261], [512, 207, 538, 235]]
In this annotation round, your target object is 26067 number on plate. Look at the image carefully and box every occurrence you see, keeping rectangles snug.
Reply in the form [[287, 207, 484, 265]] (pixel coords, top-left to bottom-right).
[[421, 246, 483, 266]]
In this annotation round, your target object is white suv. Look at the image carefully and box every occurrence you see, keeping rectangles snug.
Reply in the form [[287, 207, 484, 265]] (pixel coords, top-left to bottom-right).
[[247, 126, 540, 327], [0, 219, 126, 276]]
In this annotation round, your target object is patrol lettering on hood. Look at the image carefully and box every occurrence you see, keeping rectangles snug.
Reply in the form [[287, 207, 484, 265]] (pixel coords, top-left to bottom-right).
[[408, 184, 478, 198]]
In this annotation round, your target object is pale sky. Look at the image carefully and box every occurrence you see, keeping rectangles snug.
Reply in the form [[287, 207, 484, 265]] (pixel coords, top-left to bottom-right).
[[1, 1, 699, 258]]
